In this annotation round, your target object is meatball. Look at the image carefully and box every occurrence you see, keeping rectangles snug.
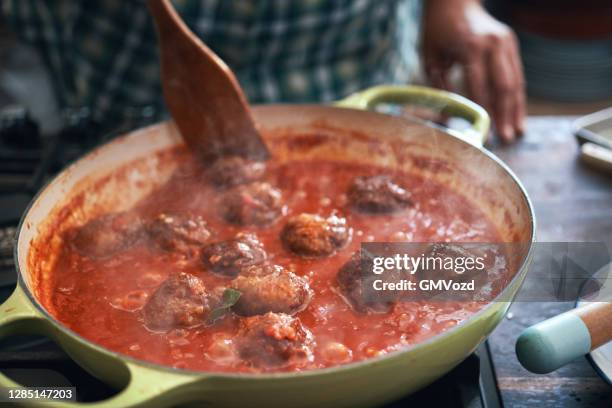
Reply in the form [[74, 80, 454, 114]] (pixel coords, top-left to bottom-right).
[[220, 182, 283, 226], [231, 264, 312, 316], [146, 213, 212, 256], [236, 312, 314, 368], [201, 233, 267, 277], [336, 253, 400, 313], [72, 211, 143, 258], [281, 213, 350, 257], [142, 272, 217, 332], [207, 156, 265, 189], [239, 263, 285, 277], [347, 175, 412, 213]]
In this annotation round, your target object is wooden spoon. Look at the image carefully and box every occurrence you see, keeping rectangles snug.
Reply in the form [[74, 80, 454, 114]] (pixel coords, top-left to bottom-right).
[[146, 0, 269, 163]]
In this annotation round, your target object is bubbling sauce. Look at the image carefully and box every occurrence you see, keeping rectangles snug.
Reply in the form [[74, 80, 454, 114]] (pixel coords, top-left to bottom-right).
[[45, 154, 506, 373]]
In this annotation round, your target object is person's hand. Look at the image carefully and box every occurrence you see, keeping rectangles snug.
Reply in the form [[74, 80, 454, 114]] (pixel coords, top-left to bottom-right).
[[422, 0, 525, 142]]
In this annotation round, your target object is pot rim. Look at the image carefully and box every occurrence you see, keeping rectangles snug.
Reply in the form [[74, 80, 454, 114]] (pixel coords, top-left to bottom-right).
[[13, 106, 537, 380]]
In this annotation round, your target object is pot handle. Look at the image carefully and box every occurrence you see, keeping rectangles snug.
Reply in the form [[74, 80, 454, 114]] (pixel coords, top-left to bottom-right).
[[0, 286, 199, 408], [516, 301, 612, 374], [335, 85, 490, 147]]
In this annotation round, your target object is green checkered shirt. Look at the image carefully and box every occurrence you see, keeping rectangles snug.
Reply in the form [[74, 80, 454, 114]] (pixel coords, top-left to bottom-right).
[[1, 0, 421, 127]]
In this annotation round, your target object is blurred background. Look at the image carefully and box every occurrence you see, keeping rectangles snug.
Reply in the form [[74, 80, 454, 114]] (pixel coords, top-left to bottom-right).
[[488, 0, 612, 114], [1, 0, 612, 135]]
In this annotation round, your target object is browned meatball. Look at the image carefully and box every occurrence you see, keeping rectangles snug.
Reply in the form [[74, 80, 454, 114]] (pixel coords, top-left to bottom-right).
[[236, 312, 314, 368], [239, 263, 284, 277], [347, 175, 412, 213], [207, 156, 265, 189], [336, 253, 400, 313], [146, 213, 212, 256], [201, 233, 267, 277], [231, 265, 312, 316], [281, 213, 350, 257], [220, 182, 283, 226], [142, 273, 217, 332], [72, 211, 143, 258]]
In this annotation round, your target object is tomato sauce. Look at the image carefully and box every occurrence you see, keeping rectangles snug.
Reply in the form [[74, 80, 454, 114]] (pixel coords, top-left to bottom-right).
[[45, 155, 505, 373]]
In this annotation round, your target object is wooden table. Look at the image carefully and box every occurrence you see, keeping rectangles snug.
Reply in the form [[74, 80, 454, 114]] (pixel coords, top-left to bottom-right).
[[488, 116, 612, 407]]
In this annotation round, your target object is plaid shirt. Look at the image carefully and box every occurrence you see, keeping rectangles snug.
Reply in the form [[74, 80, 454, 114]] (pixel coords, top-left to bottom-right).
[[1, 0, 421, 127]]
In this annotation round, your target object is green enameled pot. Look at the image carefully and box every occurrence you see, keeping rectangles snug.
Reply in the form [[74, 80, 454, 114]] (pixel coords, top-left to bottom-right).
[[0, 85, 535, 407]]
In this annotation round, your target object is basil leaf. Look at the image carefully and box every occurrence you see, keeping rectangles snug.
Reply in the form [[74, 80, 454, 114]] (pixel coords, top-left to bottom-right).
[[222, 288, 241, 304], [208, 288, 241, 323]]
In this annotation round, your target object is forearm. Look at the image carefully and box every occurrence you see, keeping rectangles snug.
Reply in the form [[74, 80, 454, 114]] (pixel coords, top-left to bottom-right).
[[425, 0, 481, 7], [424, 0, 482, 16]]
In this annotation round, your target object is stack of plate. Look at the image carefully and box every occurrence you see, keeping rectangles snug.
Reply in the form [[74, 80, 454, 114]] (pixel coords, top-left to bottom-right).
[[519, 30, 612, 102]]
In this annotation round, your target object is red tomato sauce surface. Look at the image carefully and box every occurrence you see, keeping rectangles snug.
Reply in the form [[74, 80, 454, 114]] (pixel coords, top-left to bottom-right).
[[46, 156, 505, 373]]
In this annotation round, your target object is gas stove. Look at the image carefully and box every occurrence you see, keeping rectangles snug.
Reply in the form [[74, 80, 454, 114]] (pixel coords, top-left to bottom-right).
[[0, 105, 504, 407]]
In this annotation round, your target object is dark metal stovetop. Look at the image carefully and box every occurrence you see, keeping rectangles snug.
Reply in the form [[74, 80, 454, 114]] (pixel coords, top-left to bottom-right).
[[0, 106, 503, 407]]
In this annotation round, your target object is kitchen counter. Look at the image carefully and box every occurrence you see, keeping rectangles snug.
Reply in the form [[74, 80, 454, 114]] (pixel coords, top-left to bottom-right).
[[489, 116, 612, 407]]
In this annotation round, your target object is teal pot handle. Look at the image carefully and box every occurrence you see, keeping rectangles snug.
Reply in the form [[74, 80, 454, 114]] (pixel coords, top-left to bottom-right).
[[516, 311, 591, 374], [335, 85, 490, 147], [516, 302, 612, 374], [0, 286, 199, 407]]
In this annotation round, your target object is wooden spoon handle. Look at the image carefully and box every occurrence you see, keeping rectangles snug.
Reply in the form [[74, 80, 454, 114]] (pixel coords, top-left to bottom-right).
[[575, 302, 612, 349], [147, 0, 269, 162], [147, 0, 182, 38], [516, 302, 612, 373]]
